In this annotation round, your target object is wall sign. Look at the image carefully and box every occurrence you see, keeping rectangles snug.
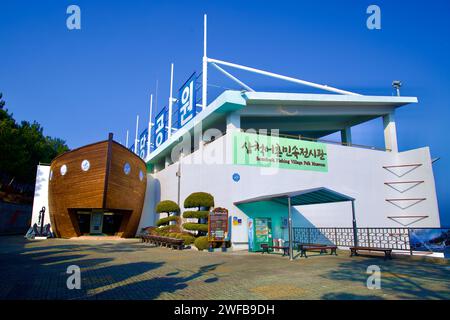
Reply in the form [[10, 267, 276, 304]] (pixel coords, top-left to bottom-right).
[[178, 73, 197, 128], [233, 132, 328, 172], [138, 129, 148, 159], [232, 173, 240, 182], [153, 107, 168, 149], [410, 228, 450, 257]]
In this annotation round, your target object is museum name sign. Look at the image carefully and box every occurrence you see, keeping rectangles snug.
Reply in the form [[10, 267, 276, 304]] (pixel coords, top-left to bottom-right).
[[233, 132, 328, 172]]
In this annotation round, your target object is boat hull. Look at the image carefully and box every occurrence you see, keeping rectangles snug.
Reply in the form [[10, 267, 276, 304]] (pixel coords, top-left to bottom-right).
[[48, 135, 147, 238]]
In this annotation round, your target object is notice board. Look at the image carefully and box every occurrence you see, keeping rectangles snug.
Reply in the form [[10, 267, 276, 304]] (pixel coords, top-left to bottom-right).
[[208, 207, 229, 242]]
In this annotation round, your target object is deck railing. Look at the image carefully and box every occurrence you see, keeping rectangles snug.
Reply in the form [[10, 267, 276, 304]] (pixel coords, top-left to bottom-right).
[[292, 227, 448, 254]]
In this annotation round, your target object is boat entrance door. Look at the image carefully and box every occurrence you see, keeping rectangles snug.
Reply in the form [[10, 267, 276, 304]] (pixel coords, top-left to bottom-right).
[[90, 212, 104, 234]]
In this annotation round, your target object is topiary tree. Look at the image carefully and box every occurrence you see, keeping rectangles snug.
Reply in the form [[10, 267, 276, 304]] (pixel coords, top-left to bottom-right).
[[182, 192, 214, 236], [183, 192, 214, 210], [155, 200, 180, 229], [194, 236, 209, 251]]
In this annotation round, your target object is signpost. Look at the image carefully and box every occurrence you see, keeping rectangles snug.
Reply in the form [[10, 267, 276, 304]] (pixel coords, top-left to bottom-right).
[[208, 207, 229, 252]]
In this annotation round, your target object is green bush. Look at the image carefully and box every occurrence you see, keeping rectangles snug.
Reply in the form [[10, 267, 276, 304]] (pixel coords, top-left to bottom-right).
[[184, 192, 214, 209], [182, 210, 209, 219], [182, 223, 208, 233], [155, 200, 180, 214], [157, 225, 181, 233], [177, 234, 196, 245], [194, 236, 210, 251], [156, 215, 180, 226]]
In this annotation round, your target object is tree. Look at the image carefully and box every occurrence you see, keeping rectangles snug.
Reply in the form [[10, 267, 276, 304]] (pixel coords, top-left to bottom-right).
[[0, 93, 69, 188], [155, 200, 180, 228], [182, 192, 214, 236], [0, 93, 5, 109]]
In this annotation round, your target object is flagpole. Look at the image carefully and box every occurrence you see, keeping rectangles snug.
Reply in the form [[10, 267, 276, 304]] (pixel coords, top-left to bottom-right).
[[147, 94, 153, 158]]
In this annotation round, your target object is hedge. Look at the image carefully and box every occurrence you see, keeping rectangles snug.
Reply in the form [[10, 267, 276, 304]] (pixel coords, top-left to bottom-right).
[[156, 225, 181, 233], [156, 215, 180, 226], [184, 192, 214, 209], [182, 210, 209, 219], [194, 236, 210, 251], [182, 223, 208, 232], [176, 234, 196, 245], [155, 200, 180, 214]]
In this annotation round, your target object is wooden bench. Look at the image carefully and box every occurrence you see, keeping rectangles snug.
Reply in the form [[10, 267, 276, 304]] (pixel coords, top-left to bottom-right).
[[296, 243, 327, 252], [261, 244, 290, 256], [350, 246, 392, 260], [141, 235, 184, 250], [300, 245, 337, 258]]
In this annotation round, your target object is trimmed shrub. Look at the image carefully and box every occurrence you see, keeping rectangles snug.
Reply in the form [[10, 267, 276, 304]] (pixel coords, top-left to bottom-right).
[[182, 223, 208, 233], [157, 225, 181, 233], [155, 200, 180, 214], [182, 210, 209, 219], [194, 236, 210, 251], [177, 234, 196, 245], [184, 192, 214, 209], [156, 215, 180, 226]]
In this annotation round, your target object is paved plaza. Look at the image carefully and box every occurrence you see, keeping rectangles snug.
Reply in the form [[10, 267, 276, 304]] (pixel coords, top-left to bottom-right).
[[0, 236, 448, 300]]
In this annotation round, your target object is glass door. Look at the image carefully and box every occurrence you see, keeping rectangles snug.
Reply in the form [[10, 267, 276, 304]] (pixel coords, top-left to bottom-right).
[[90, 212, 104, 235]]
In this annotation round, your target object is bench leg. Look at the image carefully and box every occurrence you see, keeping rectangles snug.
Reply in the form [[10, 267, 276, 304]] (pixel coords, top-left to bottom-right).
[[385, 251, 392, 260], [331, 248, 337, 256]]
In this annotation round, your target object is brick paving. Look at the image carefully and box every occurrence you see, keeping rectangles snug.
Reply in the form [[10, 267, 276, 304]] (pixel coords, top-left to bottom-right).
[[0, 236, 449, 300]]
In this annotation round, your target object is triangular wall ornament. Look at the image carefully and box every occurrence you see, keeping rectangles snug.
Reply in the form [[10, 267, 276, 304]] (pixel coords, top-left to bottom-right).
[[386, 198, 426, 210], [384, 181, 424, 193], [383, 164, 422, 178], [388, 215, 429, 226]]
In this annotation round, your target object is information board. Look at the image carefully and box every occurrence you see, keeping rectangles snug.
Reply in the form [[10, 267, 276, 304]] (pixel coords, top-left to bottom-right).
[[208, 207, 229, 242]]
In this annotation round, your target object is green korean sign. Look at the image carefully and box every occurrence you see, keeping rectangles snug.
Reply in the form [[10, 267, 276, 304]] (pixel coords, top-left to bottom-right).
[[233, 132, 328, 172]]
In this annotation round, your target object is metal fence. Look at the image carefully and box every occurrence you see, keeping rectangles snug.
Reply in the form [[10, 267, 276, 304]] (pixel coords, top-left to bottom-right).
[[293, 227, 412, 251]]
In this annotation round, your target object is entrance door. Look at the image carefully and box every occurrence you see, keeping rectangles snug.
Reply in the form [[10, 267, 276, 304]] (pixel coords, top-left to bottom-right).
[[253, 217, 273, 251], [90, 212, 104, 234]]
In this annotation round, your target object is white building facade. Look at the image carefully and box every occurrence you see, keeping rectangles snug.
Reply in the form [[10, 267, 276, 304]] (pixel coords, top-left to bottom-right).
[[139, 90, 441, 250]]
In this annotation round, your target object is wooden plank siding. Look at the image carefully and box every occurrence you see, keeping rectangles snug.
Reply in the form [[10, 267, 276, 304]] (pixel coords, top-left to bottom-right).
[[48, 137, 147, 238]]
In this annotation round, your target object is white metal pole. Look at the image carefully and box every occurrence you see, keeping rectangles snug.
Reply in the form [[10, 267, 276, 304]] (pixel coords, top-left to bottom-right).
[[125, 130, 129, 148], [134, 115, 139, 154], [147, 94, 153, 158], [202, 14, 208, 107], [168, 63, 174, 139], [208, 58, 361, 96], [210, 62, 255, 92]]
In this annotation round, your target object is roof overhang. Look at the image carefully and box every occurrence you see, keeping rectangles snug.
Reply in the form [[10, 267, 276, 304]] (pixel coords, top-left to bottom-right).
[[243, 92, 418, 107], [234, 187, 354, 207], [147, 90, 419, 165]]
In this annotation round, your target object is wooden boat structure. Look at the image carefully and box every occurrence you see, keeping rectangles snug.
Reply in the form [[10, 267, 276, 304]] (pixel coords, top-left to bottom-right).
[[48, 133, 147, 238]]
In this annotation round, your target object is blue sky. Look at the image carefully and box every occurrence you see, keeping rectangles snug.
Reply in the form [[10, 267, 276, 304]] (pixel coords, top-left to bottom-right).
[[1, 0, 449, 226]]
